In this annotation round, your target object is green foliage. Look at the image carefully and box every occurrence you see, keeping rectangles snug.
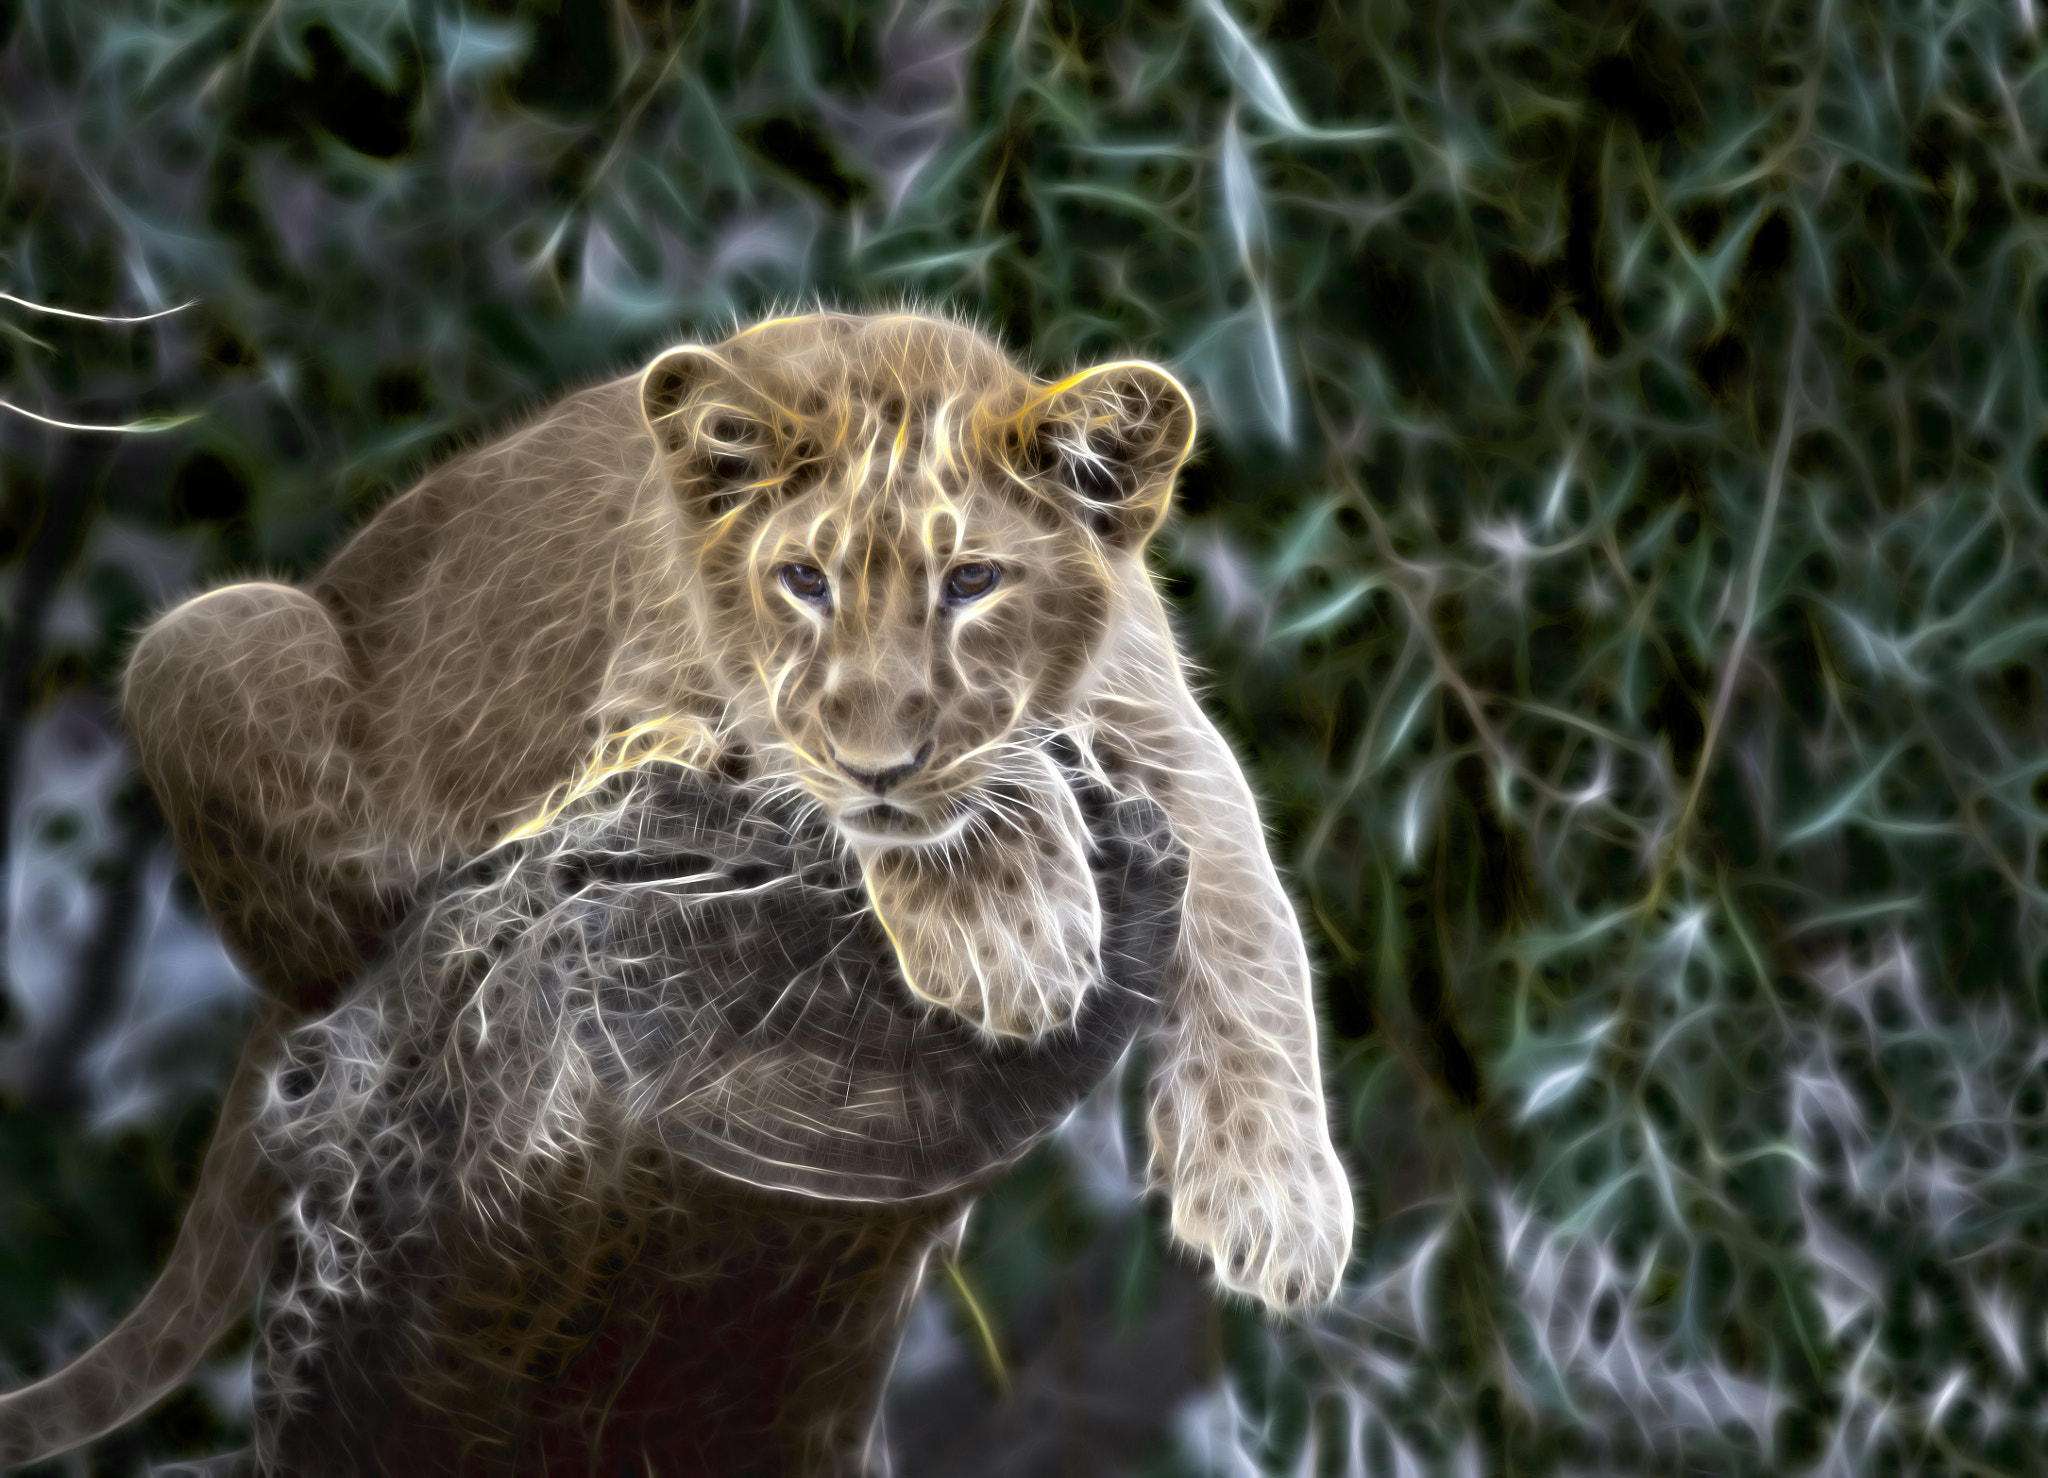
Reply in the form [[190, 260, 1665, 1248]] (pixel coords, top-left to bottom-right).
[[3, 0, 2046, 1471]]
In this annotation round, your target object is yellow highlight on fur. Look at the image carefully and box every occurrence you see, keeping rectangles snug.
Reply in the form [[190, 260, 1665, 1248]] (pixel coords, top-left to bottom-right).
[[500, 716, 717, 844]]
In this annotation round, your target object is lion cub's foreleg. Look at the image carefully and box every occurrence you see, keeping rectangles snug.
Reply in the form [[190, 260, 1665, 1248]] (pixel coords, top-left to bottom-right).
[[861, 712, 1353, 1314], [1129, 735, 1355, 1315], [858, 745, 1102, 1042], [1082, 587, 1354, 1314], [123, 583, 396, 1009]]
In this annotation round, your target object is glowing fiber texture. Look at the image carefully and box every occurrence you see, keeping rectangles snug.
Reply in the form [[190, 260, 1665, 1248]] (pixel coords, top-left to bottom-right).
[[252, 752, 1180, 1475]]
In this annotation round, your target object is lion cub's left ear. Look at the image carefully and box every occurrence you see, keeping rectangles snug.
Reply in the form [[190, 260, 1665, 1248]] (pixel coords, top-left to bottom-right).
[[1033, 362, 1196, 552], [640, 344, 723, 458]]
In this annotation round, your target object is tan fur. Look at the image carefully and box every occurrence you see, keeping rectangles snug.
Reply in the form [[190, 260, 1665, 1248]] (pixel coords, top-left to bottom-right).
[[0, 312, 1352, 1464]]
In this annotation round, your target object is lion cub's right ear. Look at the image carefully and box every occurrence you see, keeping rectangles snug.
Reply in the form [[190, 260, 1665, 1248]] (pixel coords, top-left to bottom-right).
[[640, 346, 768, 519]]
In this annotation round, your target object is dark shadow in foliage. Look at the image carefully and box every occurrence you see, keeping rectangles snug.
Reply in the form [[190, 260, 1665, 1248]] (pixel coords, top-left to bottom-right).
[[241, 27, 420, 161], [743, 116, 872, 210]]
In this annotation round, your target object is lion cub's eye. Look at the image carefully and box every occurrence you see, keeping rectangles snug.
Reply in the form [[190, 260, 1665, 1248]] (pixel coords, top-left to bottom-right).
[[942, 562, 1001, 605], [779, 563, 831, 606]]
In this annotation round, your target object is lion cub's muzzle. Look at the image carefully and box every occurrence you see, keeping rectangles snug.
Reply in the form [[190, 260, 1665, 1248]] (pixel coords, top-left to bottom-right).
[[818, 738, 959, 843]]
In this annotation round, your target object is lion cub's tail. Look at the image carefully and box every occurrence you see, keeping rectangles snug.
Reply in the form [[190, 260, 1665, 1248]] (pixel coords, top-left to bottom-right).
[[0, 1004, 286, 1468]]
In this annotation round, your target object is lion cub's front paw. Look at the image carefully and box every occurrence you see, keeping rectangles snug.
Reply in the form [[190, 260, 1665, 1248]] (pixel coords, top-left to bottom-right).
[[1170, 1129, 1353, 1314], [859, 767, 1102, 1041]]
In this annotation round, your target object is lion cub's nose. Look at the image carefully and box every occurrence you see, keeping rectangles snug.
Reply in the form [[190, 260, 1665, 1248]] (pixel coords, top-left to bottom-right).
[[831, 740, 933, 794]]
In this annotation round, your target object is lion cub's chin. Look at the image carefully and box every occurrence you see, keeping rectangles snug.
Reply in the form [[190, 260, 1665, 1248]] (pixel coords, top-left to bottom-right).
[[831, 799, 971, 849]]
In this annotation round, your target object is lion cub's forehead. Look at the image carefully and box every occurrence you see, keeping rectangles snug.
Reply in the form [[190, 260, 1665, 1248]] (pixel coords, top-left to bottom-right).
[[719, 314, 1032, 446], [674, 314, 1084, 562], [773, 489, 1043, 568]]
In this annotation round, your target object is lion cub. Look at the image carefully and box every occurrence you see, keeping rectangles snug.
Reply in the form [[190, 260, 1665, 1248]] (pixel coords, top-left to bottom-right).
[[123, 312, 1353, 1314]]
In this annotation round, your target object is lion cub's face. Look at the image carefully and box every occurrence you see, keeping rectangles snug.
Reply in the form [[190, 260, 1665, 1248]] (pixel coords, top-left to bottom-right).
[[641, 314, 1193, 845]]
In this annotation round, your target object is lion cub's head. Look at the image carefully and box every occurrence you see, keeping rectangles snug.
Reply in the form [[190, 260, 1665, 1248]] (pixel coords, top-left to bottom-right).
[[638, 313, 1193, 845]]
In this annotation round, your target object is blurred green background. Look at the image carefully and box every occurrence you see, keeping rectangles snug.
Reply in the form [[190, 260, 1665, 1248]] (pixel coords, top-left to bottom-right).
[[2, 0, 2045, 1472]]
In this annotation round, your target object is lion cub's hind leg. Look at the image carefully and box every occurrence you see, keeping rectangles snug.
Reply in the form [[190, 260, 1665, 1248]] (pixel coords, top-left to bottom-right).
[[124, 583, 391, 1010], [859, 749, 1102, 1042]]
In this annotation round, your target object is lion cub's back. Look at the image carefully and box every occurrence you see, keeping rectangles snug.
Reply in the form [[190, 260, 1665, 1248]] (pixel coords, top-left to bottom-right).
[[310, 376, 701, 855]]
